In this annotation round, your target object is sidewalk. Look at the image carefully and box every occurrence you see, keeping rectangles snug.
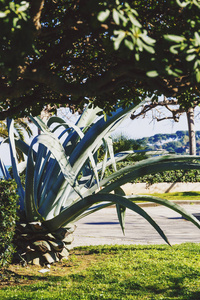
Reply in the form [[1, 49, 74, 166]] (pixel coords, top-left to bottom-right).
[[72, 203, 200, 247]]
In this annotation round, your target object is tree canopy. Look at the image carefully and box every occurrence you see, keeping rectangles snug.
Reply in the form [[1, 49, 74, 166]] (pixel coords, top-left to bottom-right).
[[1, 0, 200, 119]]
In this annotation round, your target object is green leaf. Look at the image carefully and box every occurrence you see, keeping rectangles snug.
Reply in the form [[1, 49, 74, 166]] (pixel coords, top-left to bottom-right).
[[194, 59, 200, 69], [194, 32, 200, 45], [186, 54, 196, 61], [128, 13, 142, 28], [164, 34, 186, 43], [9, 2, 15, 11], [112, 8, 120, 25], [113, 30, 126, 50], [143, 43, 155, 54], [187, 48, 196, 54], [193, 0, 200, 8], [176, 0, 189, 8], [141, 33, 156, 45], [0, 11, 7, 18], [13, 17, 19, 28], [136, 38, 143, 51], [196, 69, 200, 82], [135, 53, 140, 61], [146, 70, 159, 77], [169, 44, 180, 54], [124, 39, 134, 50], [98, 9, 110, 22], [17, 1, 29, 12]]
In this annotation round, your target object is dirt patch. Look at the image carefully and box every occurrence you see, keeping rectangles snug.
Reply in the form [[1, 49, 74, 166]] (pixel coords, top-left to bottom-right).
[[0, 249, 99, 289]]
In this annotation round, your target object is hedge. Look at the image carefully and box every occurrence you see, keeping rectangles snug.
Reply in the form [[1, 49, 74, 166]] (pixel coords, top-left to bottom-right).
[[0, 179, 19, 267], [114, 162, 200, 185], [135, 170, 200, 186]]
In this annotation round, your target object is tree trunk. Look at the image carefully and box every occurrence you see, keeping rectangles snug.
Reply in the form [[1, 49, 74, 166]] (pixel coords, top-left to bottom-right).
[[187, 107, 196, 155]]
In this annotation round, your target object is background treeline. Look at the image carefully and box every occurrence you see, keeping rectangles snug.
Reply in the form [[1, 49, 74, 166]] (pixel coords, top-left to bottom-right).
[[111, 132, 200, 184], [137, 130, 200, 155], [114, 130, 200, 155]]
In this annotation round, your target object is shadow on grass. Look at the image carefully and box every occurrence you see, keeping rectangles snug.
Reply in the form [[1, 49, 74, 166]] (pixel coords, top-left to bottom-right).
[[1, 245, 200, 299], [115, 268, 200, 299], [15, 266, 199, 300], [0, 269, 56, 286]]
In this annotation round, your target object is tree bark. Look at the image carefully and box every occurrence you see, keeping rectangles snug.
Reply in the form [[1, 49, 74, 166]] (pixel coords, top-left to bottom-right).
[[187, 107, 196, 155]]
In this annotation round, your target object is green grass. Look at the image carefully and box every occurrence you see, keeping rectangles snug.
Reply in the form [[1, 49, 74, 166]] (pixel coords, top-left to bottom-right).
[[142, 191, 200, 201], [1, 243, 200, 299]]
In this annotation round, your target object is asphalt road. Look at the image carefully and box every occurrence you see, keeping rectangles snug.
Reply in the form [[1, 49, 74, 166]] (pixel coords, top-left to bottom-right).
[[71, 204, 200, 247]]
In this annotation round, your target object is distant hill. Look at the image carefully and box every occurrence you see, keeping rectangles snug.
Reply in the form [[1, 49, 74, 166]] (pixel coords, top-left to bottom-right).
[[136, 130, 200, 154]]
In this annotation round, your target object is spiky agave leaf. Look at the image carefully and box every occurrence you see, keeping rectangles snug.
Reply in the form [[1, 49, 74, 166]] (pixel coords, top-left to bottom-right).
[[7, 119, 25, 209], [27, 102, 144, 220], [24, 132, 83, 221], [69, 103, 144, 178], [30, 112, 101, 211], [93, 155, 200, 195], [115, 187, 126, 235], [125, 194, 200, 227], [43, 193, 171, 245], [24, 138, 44, 222]]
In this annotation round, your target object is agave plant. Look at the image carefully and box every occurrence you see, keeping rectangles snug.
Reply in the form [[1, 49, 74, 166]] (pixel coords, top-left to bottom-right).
[[6, 102, 200, 265]]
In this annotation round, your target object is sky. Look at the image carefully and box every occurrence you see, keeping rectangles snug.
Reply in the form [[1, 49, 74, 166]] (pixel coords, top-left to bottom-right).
[[1, 105, 200, 166], [113, 106, 200, 139]]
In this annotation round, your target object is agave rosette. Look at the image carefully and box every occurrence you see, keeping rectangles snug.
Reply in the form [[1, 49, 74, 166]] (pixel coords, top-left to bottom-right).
[[7, 102, 200, 246]]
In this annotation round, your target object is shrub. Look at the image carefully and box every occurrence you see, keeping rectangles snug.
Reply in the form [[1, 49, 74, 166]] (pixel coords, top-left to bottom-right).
[[111, 162, 200, 185], [0, 179, 19, 267], [134, 169, 200, 186]]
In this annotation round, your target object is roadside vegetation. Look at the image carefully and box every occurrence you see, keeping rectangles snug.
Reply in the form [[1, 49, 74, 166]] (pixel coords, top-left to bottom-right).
[[142, 192, 200, 201], [1, 244, 200, 299]]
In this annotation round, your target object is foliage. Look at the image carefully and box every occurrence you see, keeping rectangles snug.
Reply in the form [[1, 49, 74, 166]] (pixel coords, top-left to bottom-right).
[[0, 179, 19, 268], [112, 134, 146, 154], [1, 244, 200, 299], [110, 133, 200, 183], [135, 169, 200, 185], [1, 1, 200, 119]]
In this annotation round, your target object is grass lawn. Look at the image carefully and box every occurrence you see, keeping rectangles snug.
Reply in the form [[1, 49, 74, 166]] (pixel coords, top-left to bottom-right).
[[141, 191, 200, 201], [1, 243, 200, 299]]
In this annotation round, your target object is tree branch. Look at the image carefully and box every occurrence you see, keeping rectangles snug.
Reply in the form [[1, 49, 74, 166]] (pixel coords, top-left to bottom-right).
[[29, 0, 45, 31], [22, 63, 192, 100], [131, 99, 185, 122]]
